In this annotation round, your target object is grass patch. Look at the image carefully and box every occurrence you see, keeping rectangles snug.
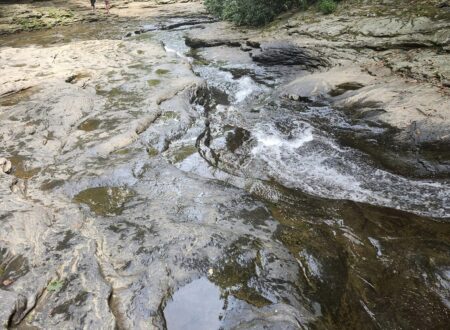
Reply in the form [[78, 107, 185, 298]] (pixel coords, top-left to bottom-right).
[[73, 187, 135, 216], [155, 68, 170, 75], [147, 146, 159, 157], [47, 280, 64, 292], [147, 79, 161, 87]]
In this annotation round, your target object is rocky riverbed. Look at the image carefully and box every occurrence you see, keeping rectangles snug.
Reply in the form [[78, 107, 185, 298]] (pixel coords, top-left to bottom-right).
[[0, 0, 449, 329]]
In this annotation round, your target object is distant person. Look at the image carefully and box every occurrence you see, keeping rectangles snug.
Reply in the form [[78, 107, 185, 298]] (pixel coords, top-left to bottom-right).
[[90, 0, 109, 14]]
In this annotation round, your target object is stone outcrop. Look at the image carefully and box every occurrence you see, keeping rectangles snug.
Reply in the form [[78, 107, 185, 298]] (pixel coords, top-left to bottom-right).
[[250, 41, 329, 68]]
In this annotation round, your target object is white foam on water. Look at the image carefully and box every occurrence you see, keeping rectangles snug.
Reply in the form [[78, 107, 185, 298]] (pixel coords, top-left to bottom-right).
[[252, 121, 314, 153], [164, 45, 192, 62], [251, 121, 371, 200], [235, 76, 259, 103], [177, 27, 450, 218], [368, 237, 383, 257], [177, 153, 246, 189], [299, 251, 323, 279], [195, 66, 266, 104], [434, 269, 450, 308], [250, 120, 450, 218]]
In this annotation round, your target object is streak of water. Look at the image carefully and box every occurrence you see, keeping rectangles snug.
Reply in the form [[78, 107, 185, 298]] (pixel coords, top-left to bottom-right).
[[158, 31, 449, 218], [154, 28, 449, 328]]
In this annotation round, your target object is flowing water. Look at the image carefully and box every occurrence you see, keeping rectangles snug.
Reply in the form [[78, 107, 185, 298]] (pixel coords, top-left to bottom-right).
[[147, 20, 450, 329], [1, 13, 449, 330]]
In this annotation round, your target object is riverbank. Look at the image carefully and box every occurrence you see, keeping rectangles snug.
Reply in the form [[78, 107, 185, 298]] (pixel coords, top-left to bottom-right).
[[0, 0, 203, 35]]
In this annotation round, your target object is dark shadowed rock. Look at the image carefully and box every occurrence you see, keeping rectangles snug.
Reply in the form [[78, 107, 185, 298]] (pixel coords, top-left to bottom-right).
[[163, 18, 217, 30], [185, 36, 242, 48], [251, 42, 328, 68], [246, 40, 261, 49]]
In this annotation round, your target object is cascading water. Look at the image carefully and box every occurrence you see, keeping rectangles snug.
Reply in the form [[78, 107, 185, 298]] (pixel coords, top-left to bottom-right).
[[155, 31, 449, 219]]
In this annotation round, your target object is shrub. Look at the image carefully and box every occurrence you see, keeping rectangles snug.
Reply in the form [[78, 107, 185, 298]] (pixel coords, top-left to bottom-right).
[[205, 0, 339, 25], [204, 0, 306, 26], [318, 0, 337, 14]]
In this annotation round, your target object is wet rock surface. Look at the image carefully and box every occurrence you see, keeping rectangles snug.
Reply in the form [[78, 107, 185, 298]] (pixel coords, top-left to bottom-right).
[[0, 1, 449, 329], [280, 66, 450, 178], [250, 42, 329, 68]]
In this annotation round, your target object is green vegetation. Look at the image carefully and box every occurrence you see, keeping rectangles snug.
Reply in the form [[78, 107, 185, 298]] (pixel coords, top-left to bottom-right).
[[45, 8, 74, 20], [78, 118, 101, 132], [204, 0, 340, 25], [73, 187, 135, 216], [204, 0, 307, 26], [15, 8, 75, 31], [9, 155, 40, 179], [147, 79, 161, 87], [160, 111, 180, 120], [47, 280, 64, 292], [318, 0, 337, 14], [155, 68, 170, 75], [147, 146, 159, 157], [170, 145, 197, 163]]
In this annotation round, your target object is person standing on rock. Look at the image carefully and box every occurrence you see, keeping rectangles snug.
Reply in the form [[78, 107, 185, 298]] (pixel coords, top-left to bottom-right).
[[90, 0, 109, 14], [105, 0, 110, 14]]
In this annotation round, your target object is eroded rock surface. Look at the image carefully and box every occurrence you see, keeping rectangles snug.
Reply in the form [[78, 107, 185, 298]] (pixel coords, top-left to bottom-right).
[[0, 1, 449, 329]]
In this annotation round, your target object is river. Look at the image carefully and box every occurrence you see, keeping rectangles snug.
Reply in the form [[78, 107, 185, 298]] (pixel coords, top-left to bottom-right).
[[0, 11, 449, 330]]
